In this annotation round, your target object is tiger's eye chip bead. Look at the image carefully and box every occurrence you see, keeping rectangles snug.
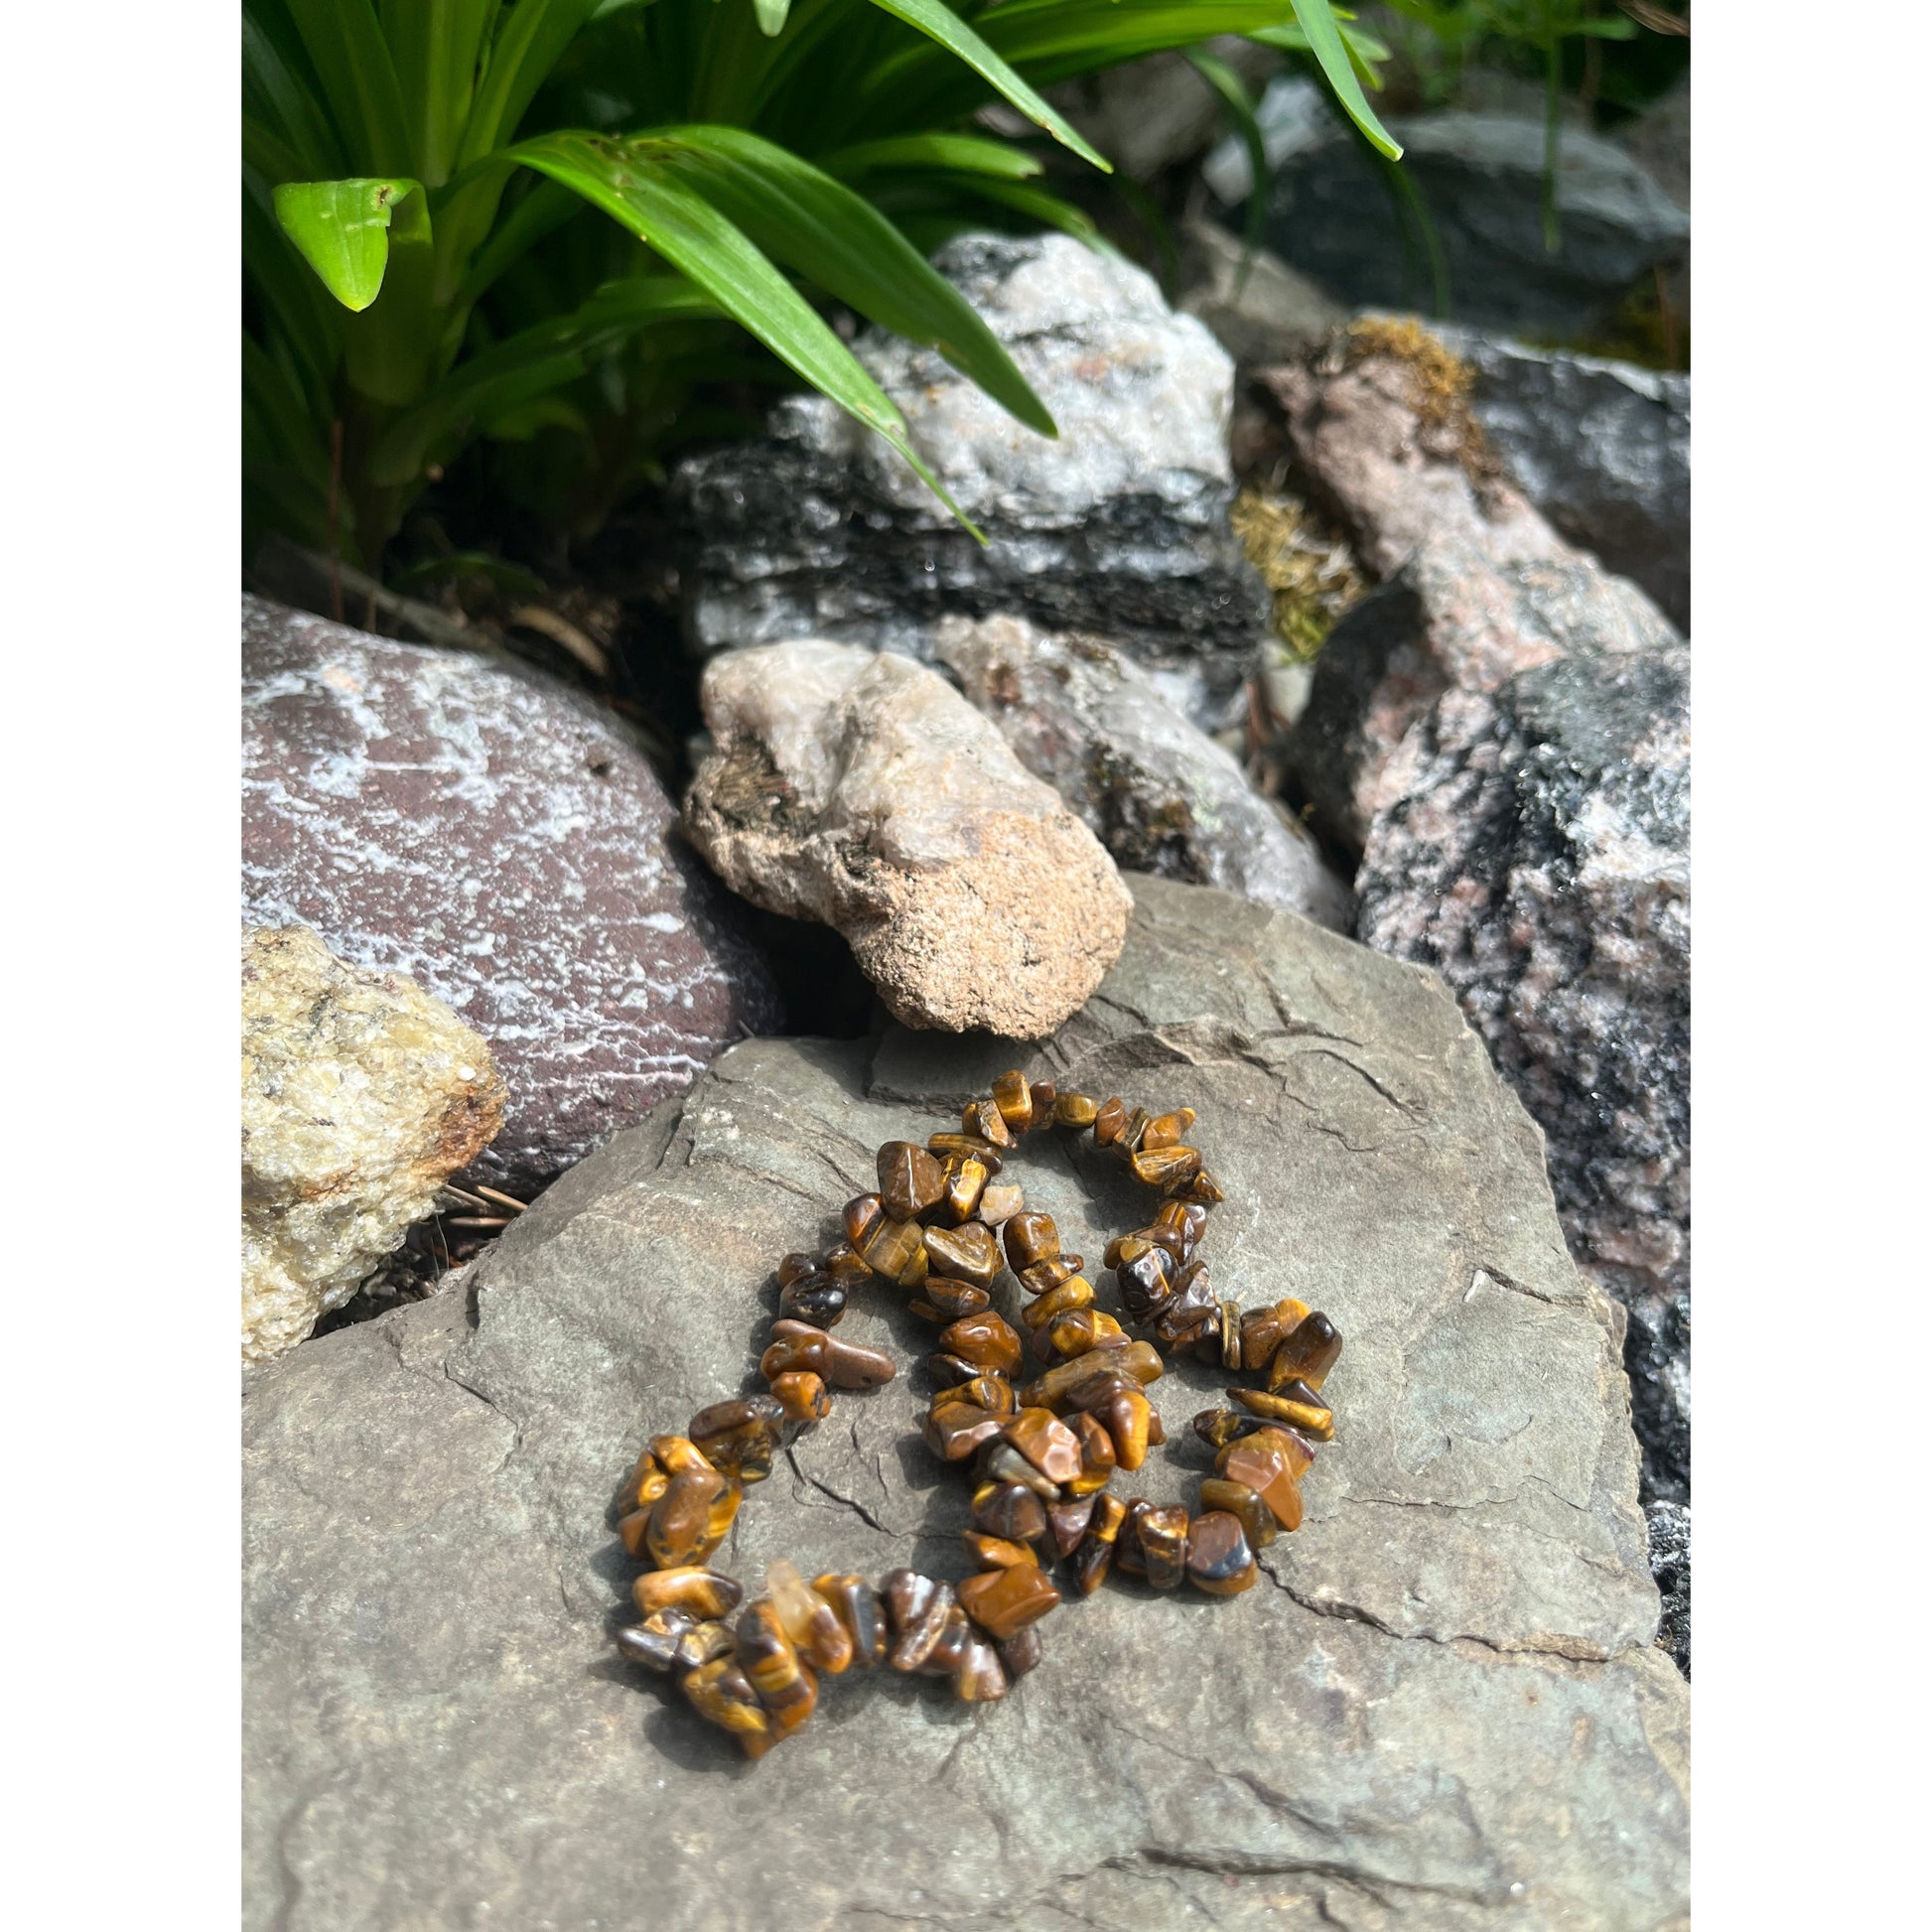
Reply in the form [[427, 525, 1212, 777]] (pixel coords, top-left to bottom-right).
[[610, 1068, 1342, 1755]]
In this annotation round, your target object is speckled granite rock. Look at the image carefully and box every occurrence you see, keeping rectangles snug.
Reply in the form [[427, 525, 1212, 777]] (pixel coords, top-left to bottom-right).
[[684, 640, 1131, 1036], [243, 877, 1687, 1931], [241, 924, 503, 1363], [241, 597, 781, 1193], [937, 612, 1351, 929], [672, 233, 1272, 730]]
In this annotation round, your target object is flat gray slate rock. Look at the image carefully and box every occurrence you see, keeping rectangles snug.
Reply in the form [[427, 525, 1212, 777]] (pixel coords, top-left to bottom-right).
[[243, 877, 1687, 1931]]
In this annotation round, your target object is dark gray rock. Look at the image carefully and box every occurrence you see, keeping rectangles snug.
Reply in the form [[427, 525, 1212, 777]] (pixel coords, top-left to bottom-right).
[[937, 613, 1352, 929], [243, 876, 1686, 1931], [1227, 90, 1691, 339], [1174, 216, 1346, 369], [1054, 38, 1277, 182], [672, 233, 1272, 730], [241, 597, 782, 1194], [1646, 1500, 1691, 1678], [1435, 326, 1690, 629]]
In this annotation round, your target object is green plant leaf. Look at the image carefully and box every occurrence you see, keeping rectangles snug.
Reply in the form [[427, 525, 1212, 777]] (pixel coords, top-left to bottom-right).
[[279, 0, 414, 175], [862, 0, 1112, 172], [505, 130, 981, 532], [643, 125, 1055, 436], [1280, 1, 1402, 158], [753, 0, 793, 33], [819, 134, 1045, 183], [460, 0, 605, 165], [272, 178, 425, 311], [1185, 48, 1270, 269]]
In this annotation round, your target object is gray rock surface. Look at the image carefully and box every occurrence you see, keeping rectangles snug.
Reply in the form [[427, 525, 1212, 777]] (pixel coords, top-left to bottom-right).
[[1224, 90, 1691, 338], [937, 613, 1352, 929], [241, 597, 781, 1193], [1175, 216, 1346, 370], [243, 876, 1688, 1931], [672, 233, 1272, 730], [684, 640, 1132, 1037], [1054, 38, 1277, 182], [1433, 326, 1690, 630]]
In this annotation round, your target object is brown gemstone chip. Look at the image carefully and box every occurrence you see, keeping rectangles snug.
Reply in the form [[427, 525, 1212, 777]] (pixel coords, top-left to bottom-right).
[[1151, 1199, 1209, 1261], [925, 1402, 1008, 1462], [1112, 1498, 1154, 1577], [1037, 1308, 1125, 1365], [928, 1132, 1004, 1173], [1185, 1510, 1258, 1594], [759, 1330, 830, 1383], [765, 1560, 855, 1674], [932, 1373, 1015, 1417], [1137, 1503, 1189, 1589], [1150, 1258, 1215, 1347], [1065, 1411, 1117, 1494], [926, 1351, 987, 1388], [647, 1435, 715, 1476], [971, 1479, 1048, 1544], [646, 1465, 736, 1568], [736, 1598, 819, 1737], [937, 1311, 1024, 1376], [1017, 1255, 1083, 1297], [1112, 1239, 1176, 1316], [1199, 1476, 1279, 1552], [1269, 1312, 1344, 1393], [940, 1156, 990, 1224], [770, 1318, 897, 1389], [958, 1561, 1062, 1640], [1092, 1096, 1129, 1147], [976, 1183, 1025, 1225], [883, 1571, 955, 1672], [963, 1098, 1016, 1149], [1044, 1493, 1096, 1557], [824, 1240, 872, 1288], [918, 1602, 976, 1677], [770, 1370, 832, 1423], [859, 1213, 928, 1286], [978, 1439, 1060, 1501], [775, 1252, 819, 1288], [953, 1636, 1010, 1703], [1029, 1079, 1057, 1122], [1021, 1337, 1164, 1409], [878, 1140, 947, 1221], [1052, 1091, 1099, 1129], [1173, 1167, 1226, 1204], [923, 1221, 1002, 1290], [1097, 1384, 1154, 1471], [1233, 1381, 1334, 1441], [915, 1278, 994, 1322], [631, 1566, 744, 1620], [1002, 1210, 1060, 1272], [682, 1655, 775, 1758], [1239, 1297, 1311, 1373], [1141, 1108, 1197, 1152], [616, 1613, 690, 1674], [1003, 1407, 1085, 1484], [614, 1449, 668, 1518], [1069, 1493, 1128, 1595], [1218, 1430, 1309, 1532], [777, 1274, 848, 1327], [843, 1193, 885, 1250], [814, 1574, 890, 1668], [1020, 1277, 1095, 1330], [997, 1623, 1044, 1680], [963, 1531, 1037, 1570], [687, 1394, 787, 1478], [675, 1619, 738, 1675], [1191, 1407, 1275, 1451], [1130, 1143, 1202, 1188], [991, 1069, 1035, 1135]]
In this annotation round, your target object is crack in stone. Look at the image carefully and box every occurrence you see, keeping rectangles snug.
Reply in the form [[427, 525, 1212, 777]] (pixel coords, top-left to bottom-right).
[[784, 1446, 911, 1540]]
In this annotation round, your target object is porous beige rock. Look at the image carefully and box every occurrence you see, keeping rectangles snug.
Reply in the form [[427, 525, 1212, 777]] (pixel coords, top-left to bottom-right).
[[683, 641, 1131, 1036], [241, 924, 505, 1363]]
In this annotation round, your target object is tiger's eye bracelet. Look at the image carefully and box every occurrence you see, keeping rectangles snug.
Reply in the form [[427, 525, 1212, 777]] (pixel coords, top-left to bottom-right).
[[610, 1071, 1343, 1758]]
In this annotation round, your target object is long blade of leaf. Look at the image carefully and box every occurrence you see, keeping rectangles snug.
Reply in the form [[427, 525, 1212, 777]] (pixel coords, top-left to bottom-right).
[[1185, 49, 1270, 271], [242, 11, 346, 179], [819, 134, 1045, 184], [645, 125, 1054, 437], [1283, 0, 1402, 159], [280, 0, 414, 174], [505, 130, 981, 532], [272, 178, 422, 311], [460, 0, 604, 165], [862, 0, 1112, 172]]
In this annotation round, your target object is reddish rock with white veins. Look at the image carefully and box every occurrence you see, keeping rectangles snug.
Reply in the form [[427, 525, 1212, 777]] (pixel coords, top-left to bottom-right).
[[241, 596, 781, 1192]]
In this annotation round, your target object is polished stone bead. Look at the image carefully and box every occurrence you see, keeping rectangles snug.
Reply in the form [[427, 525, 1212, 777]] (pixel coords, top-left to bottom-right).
[[883, 1571, 956, 1672], [1239, 1297, 1311, 1374], [616, 1507, 654, 1558], [937, 1311, 1024, 1376], [1150, 1259, 1215, 1347], [923, 1221, 1002, 1290], [978, 1439, 1061, 1502], [1044, 1493, 1096, 1558], [1112, 1239, 1176, 1316], [766, 1559, 855, 1674], [843, 1192, 885, 1249], [926, 1351, 988, 1388], [735, 1598, 819, 1736], [778, 1273, 848, 1327], [1151, 1199, 1209, 1261], [1235, 1379, 1334, 1440], [991, 1069, 1035, 1135], [964, 1531, 1037, 1570], [928, 1132, 1004, 1173], [1093, 1096, 1128, 1148], [813, 1574, 889, 1668], [1112, 1498, 1153, 1577], [958, 1561, 1062, 1641], [931, 1373, 1015, 1417], [1269, 1312, 1344, 1394], [1021, 1337, 1164, 1409], [823, 1240, 873, 1288], [970, 1480, 1048, 1544], [1016, 1255, 1083, 1297], [962, 1098, 1017, 1149], [925, 1401, 1008, 1462], [632, 1566, 747, 1619], [878, 1140, 947, 1221], [953, 1636, 1010, 1703], [997, 1623, 1044, 1680], [1131, 1143, 1202, 1188], [912, 1278, 993, 1323], [1142, 1108, 1197, 1152], [682, 1655, 775, 1757], [1002, 1209, 1060, 1271], [1138, 1503, 1189, 1589], [1172, 1167, 1226, 1204], [770, 1369, 832, 1424], [1003, 1406, 1085, 1484], [646, 1464, 735, 1568], [1029, 1080, 1057, 1124], [1052, 1091, 1099, 1129], [976, 1183, 1024, 1225], [1199, 1476, 1279, 1552], [616, 1612, 692, 1673], [759, 1330, 830, 1383], [1185, 1510, 1259, 1594], [919, 1602, 977, 1677], [1038, 1308, 1125, 1364], [860, 1213, 928, 1286], [1097, 1384, 1154, 1471], [688, 1394, 787, 1478], [939, 1155, 990, 1224], [770, 1317, 897, 1389], [1065, 1411, 1117, 1495], [1019, 1276, 1094, 1330], [775, 1252, 820, 1288], [614, 1449, 669, 1517], [674, 1619, 738, 1675], [1217, 1431, 1308, 1531], [1190, 1407, 1273, 1451], [1220, 1299, 1243, 1370], [1069, 1493, 1128, 1595], [647, 1435, 716, 1476]]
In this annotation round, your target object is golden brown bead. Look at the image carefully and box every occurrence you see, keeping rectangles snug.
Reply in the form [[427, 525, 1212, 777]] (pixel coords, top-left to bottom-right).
[[682, 1655, 775, 1757], [939, 1156, 990, 1224], [1131, 1144, 1202, 1188], [859, 1213, 928, 1286], [1016, 1254, 1083, 1297], [777, 1272, 848, 1327], [970, 1479, 1047, 1544], [1065, 1411, 1117, 1495], [759, 1331, 829, 1383], [646, 1464, 735, 1568], [615, 1611, 692, 1673], [953, 1636, 1010, 1703], [770, 1370, 832, 1423], [765, 1559, 855, 1674], [1091, 1096, 1129, 1147], [923, 1221, 1002, 1290], [919, 1602, 976, 1678], [911, 1280, 991, 1323], [1044, 1493, 1095, 1557], [1173, 1167, 1226, 1204], [1150, 1259, 1216, 1348], [1111, 1239, 1175, 1316], [976, 1183, 1024, 1225], [1141, 1108, 1197, 1152], [1185, 1510, 1259, 1594], [814, 1574, 889, 1668], [1238, 1297, 1311, 1373], [1137, 1503, 1189, 1589], [616, 1508, 654, 1560], [1003, 1406, 1085, 1484], [937, 1311, 1024, 1376], [928, 1132, 1004, 1173], [1052, 1091, 1099, 1129], [648, 1435, 716, 1476], [978, 1439, 1060, 1501], [1037, 1308, 1125, 1365], [878, 1140, 946, 1221], [962, 1098, 1016, 1149], [823, 1241, 872, 1289], [958, 1561, 1062, 1640], [687, 1394, 787, 1478], [991, 1069, 1035, 1135], [924, 1401, 1008, 1462], [883, 1571, 954, 1671], [1220, 1299, 1243, 1370], [1217, 1430, 1309, 1531], [997, 1623, 1044, 1680], [614, 1449, 669, 1518], [1029, 1079, 1057, 1123], [1199, 1476, 1279, 1552], [1069, 1492, 1128, 1595], [735, 1598, 819, 1737], [631, 1566, 744, 1620], [1112, 1498, 1154, 1578], [1268, 1312, 1344, 1394], [1019, 1276, 1095, 1330], [1096, 1384, 1153, 1471], [769, 1318, 897, 1389], [674, 1619, 738, 1675], [774, 1252, 818, 1288], [1233, 1380, 1334, 1441], [963, 1531, 1038, 1570], [1151, 1199, 1209, 1261], [931, 1373, 1015, 1417], [1002, 1209, 1060, 1271], [1020, 1337, 1165, 1409], [843, 1192, 885, 1249]]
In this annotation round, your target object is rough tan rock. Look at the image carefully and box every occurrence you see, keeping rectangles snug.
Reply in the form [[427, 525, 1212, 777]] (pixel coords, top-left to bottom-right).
[[683, 641, 1132, 1036], [241, 924, 505, 1363]]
